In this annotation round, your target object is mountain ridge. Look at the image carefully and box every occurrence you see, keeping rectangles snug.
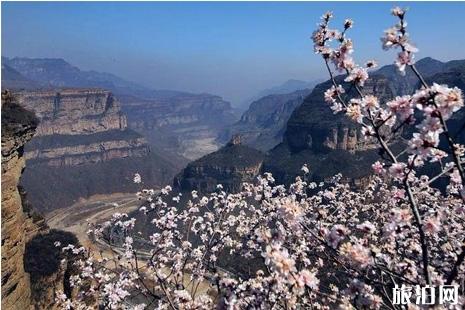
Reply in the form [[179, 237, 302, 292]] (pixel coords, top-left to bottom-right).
[[265, 57, 465, 185]]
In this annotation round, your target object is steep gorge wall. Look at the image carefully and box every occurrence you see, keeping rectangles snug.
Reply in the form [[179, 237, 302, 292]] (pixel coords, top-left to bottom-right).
[[265, 75, 397, 185], [120, 93, 237, 160], [1, 94, 40, 309], [224, 89, 311, 151], [15, 89, 176, 212], [284, 76, 394, 154], [16, 89, 150, 167], [266, 58, 465, 186]]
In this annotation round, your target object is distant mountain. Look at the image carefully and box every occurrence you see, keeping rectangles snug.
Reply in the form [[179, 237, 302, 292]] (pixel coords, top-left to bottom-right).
[[239, 79, 321, 111], [1, 63, 40, 89], [265, 57, 465, 185], [2, 57, 188, 99], [375, 57, 465, 95], [2, 57, 239, 162], [260, 79, 316, 96], [223, 88, 311, 151]]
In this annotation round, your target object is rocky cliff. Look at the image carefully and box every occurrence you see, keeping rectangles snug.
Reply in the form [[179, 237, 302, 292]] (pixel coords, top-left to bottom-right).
[[16, 89, 150, 167], [265, 58, 465, 185], [1, 92, 40, 310], [120, 93, 237, 161], [15, 89, 177, 212], [284, 76, 393, 154], [223, 89, 311, 151], [2, 57, 239, 163], [174, 136, 265, 193]]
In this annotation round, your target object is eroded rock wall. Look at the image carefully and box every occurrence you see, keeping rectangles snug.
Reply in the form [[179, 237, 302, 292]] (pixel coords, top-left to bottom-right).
[[1, 92, 38, 310], [15, 89, 177, 212], [121, 93, 237, 160]]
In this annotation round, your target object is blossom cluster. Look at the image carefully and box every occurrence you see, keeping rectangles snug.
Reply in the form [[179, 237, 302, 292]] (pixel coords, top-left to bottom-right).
[[56, 7, 464, 310]]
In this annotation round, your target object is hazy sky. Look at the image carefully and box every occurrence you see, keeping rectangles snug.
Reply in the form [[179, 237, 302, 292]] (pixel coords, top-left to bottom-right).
[[3, 2, 465, 105]]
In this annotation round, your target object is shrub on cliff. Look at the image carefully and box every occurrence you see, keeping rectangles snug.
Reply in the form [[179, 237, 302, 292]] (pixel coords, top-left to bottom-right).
[[24, 229, 79, 279]]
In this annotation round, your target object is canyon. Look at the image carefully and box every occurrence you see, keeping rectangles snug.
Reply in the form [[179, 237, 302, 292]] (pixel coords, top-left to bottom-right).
[[120, 92, 237, 161], [173, 135, 265, 193], [265, 58, 465, 185], [2, 57, 239, 163], [2, 56, 465, 310], [223, 89, 311, 151], [15, 88, 177, 213]]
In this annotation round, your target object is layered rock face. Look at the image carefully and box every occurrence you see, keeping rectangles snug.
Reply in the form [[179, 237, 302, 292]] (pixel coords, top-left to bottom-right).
[[2, 57, 238, 164], [174, 137, 265, 193], [121, 93, 237, 160], [224, 89, 311, 151], [1, 93, 39, 310], [17, 89, 127, 135], [15, 89, 150, 168], [266, 58, 465, 185], [284, 76, 393, 154], [15, 89, 176, 212]]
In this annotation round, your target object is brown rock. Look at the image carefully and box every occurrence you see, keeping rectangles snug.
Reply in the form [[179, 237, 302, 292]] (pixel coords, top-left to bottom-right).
[[1, 91, 38, 310]]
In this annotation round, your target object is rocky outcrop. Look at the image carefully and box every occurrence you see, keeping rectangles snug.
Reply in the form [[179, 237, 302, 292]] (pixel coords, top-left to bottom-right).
[[1, 92, 39, 310], [2, 57, 238, 163], [224, 89, 311, 151], [284, 76, 394, 154], [15, 89, 177, 212], [15, 89, 147, 168], [24, 229, 81, 310], [17, 89, 127, 136], [174, 137, 264, 193], [266, 58, 465, 185], [121, 93, 237, 160]]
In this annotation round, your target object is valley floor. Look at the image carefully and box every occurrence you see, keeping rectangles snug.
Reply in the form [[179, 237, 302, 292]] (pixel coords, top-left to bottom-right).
[[45, 193, 214, 307], [46, 193, 140, 258]]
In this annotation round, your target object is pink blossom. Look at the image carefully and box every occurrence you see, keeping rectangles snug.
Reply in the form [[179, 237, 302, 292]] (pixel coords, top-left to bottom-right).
[[423, 216, 441, 234], [388, 163, 407, 180], [344, 19, 354, 29], [297, 270, 319, 289], [344, 67, 369, 86], [371, 161, 385, 174], [386, 95, 413, 120], [346, 103, 364, 123], [391, 6, 406, 17]]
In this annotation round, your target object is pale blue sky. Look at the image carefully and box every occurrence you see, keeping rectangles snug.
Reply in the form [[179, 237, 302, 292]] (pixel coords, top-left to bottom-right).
[[3, 2, 465, 104]]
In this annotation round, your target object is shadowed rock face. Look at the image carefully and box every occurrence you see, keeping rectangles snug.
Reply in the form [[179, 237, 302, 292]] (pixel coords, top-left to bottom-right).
[[1, 92, 39, 310], [174, 139, 265, 194], [266, 58, 465, 185], [15, 89, 177, 212], [223, 89, 311, 152], [284, 75, 394, 154], [120, 93, 237, 161]]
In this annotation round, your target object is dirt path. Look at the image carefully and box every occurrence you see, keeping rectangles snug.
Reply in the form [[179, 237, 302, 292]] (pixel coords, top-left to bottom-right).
[[46, 193, 140, 258], [46, 193, 214, 302]]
